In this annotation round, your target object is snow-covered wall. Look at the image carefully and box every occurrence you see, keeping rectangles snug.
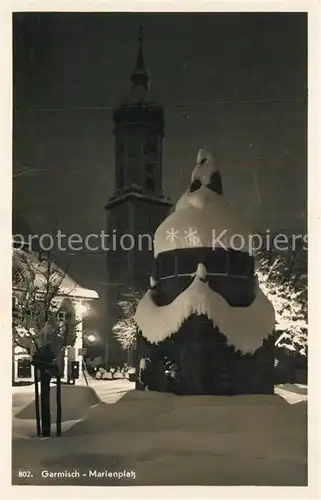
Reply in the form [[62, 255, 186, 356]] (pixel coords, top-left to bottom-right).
[[135, 274, 275, 354]]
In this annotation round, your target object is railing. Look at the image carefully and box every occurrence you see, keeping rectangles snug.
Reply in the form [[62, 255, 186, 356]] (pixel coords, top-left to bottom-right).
[[154, 247, 255, 282]]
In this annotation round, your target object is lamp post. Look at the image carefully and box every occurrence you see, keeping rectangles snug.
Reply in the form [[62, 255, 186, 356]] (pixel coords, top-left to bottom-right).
[[72, 300, 90, 384]]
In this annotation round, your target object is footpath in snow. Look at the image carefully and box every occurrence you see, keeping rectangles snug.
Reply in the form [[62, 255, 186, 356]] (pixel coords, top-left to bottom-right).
[[12, 380, 307, 487]]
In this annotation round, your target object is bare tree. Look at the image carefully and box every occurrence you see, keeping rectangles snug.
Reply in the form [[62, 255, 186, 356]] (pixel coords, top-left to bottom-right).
[[112, 288, 142, 353], [13, 250, 80, 353], [256, 251, 307, 357], [12, 248, 81, 436]]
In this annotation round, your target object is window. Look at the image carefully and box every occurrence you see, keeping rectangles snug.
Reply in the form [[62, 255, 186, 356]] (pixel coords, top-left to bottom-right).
[[145, 137, 157, 152], [146, 176, 155, 191], [116, 138, 125, 155], [17, 357, 32, 378], [228, 251, 254, 277], [146, 162, 154, 175], [206, 248, 227, 274], [58, 310, 71, 324], [127, 139, 141, 159], [176, 251, 195, 275], [145, 162, 155, 191], [158, 251, 176, 278], [58, 310, 67, 322], [116, 163, 125, 189]]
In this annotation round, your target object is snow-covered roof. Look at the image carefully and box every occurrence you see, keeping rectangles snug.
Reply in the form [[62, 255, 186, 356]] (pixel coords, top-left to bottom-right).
[[105, 191, 172, 209], [154, 149, 253, 256], [135, 274, 275, 354], [154, 185, 252, 256], [13, 249, 99, 300]]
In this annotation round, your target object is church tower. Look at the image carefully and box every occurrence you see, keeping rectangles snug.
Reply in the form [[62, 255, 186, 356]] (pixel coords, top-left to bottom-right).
[[105, 28, 172, 364]]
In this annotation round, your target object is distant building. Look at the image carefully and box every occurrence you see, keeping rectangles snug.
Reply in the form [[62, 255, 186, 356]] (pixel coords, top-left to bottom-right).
[[12, 245, 98, 385], [105, 28, 172, 364]]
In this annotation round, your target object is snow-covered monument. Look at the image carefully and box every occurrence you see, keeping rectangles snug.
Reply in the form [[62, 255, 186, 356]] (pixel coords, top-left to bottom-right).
[[135, 149, 276, 395]]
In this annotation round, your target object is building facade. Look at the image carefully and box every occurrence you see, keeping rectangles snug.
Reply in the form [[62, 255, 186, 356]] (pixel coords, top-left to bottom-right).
[[12, 247, 98, 384]]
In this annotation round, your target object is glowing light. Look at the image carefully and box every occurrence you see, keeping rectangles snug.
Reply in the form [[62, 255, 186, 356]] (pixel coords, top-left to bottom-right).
[[76, 301, 89, 317], [87, 333, 97, 343]]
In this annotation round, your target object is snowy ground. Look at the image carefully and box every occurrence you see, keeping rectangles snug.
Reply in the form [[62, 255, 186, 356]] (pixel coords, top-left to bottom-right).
[[89, 378, 136, 404], [12, 380, 307, 486], [12, 379, 133, 439]]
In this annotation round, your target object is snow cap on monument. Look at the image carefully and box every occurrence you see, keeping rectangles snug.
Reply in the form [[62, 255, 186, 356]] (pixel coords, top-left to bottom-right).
[[153, 149, 251, 256], [191, 148, 222, 195], [196, 148, 216, 170]]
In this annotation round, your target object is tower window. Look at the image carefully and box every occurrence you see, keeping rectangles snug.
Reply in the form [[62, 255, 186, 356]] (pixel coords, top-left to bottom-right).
[[145, 161, 155, 191], [146, 176, 155, 191], [116, 138, 125, 155], [146, 162, 154, 175], [117, 163, 124, 189], [145, 137, 157, 152], [127, 139, 141, 159]]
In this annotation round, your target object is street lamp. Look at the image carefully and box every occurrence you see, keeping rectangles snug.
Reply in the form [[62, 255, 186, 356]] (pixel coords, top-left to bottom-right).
[[87, 333, 97, 343]]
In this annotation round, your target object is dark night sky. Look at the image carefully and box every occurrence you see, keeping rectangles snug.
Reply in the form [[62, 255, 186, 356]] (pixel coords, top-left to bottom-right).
[[13, 12, 307, 305]]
